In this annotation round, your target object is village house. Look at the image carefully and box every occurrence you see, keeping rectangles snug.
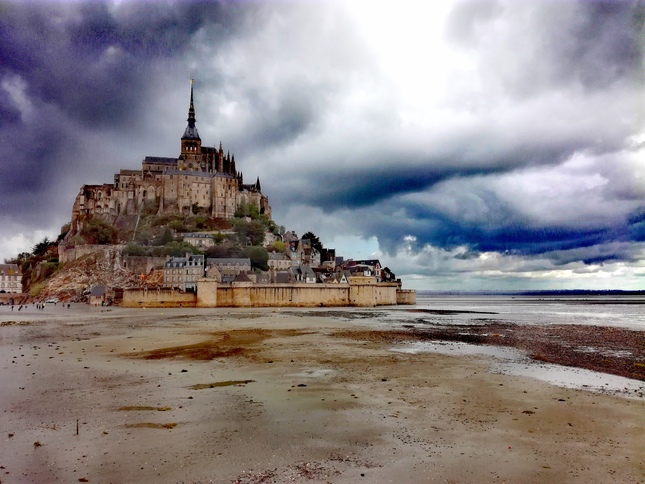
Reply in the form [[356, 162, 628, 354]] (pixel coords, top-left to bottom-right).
[[341, 259, 383, 281], [89, 285, 107, 306], [0, 264, 22, 293], [267, 252, 291, 271], [205, 264, 222, 282], [300, 265, 317, 284], [206, 258, 251, 284], [182, 233, 216, 249], [164, 253, 205, 291]]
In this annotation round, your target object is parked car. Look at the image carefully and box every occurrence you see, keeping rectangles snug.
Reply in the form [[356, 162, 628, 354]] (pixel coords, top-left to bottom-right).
[[45, 298, 59, 304]]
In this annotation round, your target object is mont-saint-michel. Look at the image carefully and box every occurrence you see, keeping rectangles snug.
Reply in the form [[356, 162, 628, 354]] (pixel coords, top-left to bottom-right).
[[2, 82, 415, 308]]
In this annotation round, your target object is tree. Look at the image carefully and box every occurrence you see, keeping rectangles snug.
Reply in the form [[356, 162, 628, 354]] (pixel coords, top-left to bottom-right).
[[4, 252, 30, 265], [155, 228, 174, 246], [32, 237, 52, 256], [163, 241, 201, 257], [168, 219, 187, 232], [248, 220, 266, 246], [235, 202, 259, 220], [302, 231, 323, 253], [243, 246, 269, 271], [231, 218, 265, 246], [206, 242, 241, 259], [123, 243, 149, 256]]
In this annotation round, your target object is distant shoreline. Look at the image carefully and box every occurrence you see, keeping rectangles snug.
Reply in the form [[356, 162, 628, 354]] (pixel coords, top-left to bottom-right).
[[417, 290, 645, 297]]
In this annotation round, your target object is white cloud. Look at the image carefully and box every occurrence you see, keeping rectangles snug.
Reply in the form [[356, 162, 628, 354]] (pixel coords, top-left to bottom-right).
[[0, 229, 57, 263]]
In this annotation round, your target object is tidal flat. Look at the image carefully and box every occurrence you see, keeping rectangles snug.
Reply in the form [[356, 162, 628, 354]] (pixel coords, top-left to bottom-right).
[[1, 303, 644, 483]]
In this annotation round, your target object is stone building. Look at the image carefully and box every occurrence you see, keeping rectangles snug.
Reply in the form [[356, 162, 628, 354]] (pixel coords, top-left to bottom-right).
[[67, 81, 270, 237], [182, 233, 216, 249], [206, 258, 251, 284], [164, 254, 205, 291], [0, 264, 22, 293]]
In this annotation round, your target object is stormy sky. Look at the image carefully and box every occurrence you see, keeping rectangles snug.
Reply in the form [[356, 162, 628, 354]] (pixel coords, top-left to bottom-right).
[[1, 0, 644, 290]]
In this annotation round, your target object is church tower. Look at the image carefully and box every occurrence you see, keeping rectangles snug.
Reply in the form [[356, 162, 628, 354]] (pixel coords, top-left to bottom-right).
[[178, 79, 203, 171]]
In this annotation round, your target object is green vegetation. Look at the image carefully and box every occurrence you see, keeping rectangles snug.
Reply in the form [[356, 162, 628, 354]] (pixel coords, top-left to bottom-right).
[[31, 237, 52, 257], [268, 240, 286, 252], [231, 218, 266, 246], [243, 246, 269, 271], [80, 218, 118, 245], [234, 202, 260, 219], [29, 280, 47, 298], [122, 241, 202, 258]]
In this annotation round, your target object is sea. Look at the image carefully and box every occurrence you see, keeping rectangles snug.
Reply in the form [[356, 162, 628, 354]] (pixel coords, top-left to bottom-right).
[[411, 294, 645, 331]]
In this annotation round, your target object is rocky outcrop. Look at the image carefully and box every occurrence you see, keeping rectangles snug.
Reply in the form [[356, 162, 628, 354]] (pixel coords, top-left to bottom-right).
[[37, 251, 142, 302]]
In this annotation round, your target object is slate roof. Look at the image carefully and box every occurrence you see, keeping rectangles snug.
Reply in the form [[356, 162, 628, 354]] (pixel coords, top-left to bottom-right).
[[207, 258, 251, 266], [300, 265, 316, 280], [233, 272, 252, 283], [165, 254, 204, 268], [0, 264, 20, 275], [275, 272, 291, 283], [164, 170, 235, 179], [144, 156, 177, 164], [90, 286, 106, 296]]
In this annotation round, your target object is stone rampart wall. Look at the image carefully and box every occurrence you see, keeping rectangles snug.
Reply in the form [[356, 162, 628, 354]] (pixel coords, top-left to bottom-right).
[[123, 282, 415, 308], [212, 284, 350, 308], [121, 289, 196, 308], [396, 289, 417, 305], [207, 283, 402, 308]]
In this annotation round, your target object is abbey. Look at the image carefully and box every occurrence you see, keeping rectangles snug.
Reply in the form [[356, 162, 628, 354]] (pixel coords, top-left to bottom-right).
[[68, 82, 270, 234]]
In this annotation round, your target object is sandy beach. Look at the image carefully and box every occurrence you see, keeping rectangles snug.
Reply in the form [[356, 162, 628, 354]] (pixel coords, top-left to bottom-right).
[[1, 304, 644, 483]]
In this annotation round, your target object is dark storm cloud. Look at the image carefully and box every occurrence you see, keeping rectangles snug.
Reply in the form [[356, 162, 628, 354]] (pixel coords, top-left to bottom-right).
[[1, 0, 643, 287], [0, 1, 244, 128], [278, 126, 622, 212], [0, 0, 250, 228], [446, 0, 644, 95], [365, 204, 609, 257], [353, 167, 645, 257], [239, 81, 322, 149]]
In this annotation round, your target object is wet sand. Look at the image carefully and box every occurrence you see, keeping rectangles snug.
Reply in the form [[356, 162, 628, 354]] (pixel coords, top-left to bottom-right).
[[1, 305, 644, 483]]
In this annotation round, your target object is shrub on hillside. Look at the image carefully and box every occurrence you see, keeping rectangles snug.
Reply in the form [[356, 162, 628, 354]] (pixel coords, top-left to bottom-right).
[[123, 243, 149, 257], [80, 218, 118, 245]]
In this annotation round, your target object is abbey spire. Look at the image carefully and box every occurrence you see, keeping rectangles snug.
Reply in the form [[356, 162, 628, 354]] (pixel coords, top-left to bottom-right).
[[180, 79, 202, 164], [182, 79, 200, 141]]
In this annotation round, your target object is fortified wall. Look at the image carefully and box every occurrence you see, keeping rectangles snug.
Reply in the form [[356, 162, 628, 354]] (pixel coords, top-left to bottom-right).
[[121, 279, 415, 308]]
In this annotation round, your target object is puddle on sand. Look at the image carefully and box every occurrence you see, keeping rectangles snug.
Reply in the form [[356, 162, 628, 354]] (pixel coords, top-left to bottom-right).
[[390, 341, 645, 400], [491, 361, 645, 399], [391, 340, 524, 360]]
